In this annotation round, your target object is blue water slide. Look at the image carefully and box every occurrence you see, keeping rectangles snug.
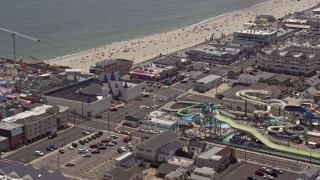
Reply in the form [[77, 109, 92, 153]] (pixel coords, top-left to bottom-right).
[[304, 111, 320, 120], [284, 105, 306, 113]]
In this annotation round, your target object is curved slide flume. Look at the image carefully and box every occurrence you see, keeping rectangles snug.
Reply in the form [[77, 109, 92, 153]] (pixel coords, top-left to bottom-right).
[[213, 113, 320, 159]]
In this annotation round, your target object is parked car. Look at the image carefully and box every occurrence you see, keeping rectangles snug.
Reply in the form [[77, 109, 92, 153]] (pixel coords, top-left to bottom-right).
[[84, 139, 89, 143], [247, 177, 256, 180], [272, 168, 283, 174], [127, 142, 134, 149], [50, 145, 58, 150], [110, 107, 118, 111], [106, 142, 115, 146], [90, 144, 99, 148], [71, 143, 78, 148], [268, 172, 278, 177], [159, 98, 167, 102], [91, 135, 97, 139], [137, 128, 146, 132], [59, 149, 65, 154], [94, 133, 101, 138], [260, 167, 271, 173], [91, 150, 100, 154], [83, 153, 92, 157], [101, 138, 112, 143], [68, 146, 74, 150], [82, 130, 90, 135], [35, 151, 44, 156], [97, 146, 107, 150], [255, 171, 266, 176], [79, 140, 85, 145], [87, 137, 93, 141], [263, 175, 274, 179], [48, 133, 57, 139], [98, 131, 103, 135], [65, 162, 75, 166], [118, 147, 127, 153], [110, 135, 119, 139], [46, 147, 55, 151]]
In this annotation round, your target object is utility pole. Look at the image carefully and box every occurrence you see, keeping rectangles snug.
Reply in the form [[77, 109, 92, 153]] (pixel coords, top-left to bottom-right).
[[73, 109, 76, 127], [57, 153, 60, 171]]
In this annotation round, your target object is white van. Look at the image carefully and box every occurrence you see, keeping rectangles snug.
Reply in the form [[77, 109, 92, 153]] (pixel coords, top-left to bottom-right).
[[308, 142, 317, 149]]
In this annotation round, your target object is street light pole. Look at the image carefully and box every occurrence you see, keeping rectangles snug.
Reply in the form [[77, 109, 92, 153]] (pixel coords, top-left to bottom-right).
[[108, 110, 110, 133]]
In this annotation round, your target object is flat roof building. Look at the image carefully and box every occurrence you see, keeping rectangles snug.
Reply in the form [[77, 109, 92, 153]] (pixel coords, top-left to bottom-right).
[[234, 29, 277, 46], [167, 156, 194, 171], [89, 58, 133, 76], [2, 105, 69, 143], [193, 75, 222, 93]]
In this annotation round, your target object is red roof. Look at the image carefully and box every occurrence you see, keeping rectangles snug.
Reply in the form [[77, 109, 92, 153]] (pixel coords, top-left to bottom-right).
[[129, 71, 157, 78]]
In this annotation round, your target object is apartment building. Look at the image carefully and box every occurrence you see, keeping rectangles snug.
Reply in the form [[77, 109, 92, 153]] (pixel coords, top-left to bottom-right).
[[234, 29, 277, 46], [89, 58, 133, 76], [2, 105, 69, 143], [196, 147, 235, 172], [257, 49, 318, 77], [136, 131, 179, 162]]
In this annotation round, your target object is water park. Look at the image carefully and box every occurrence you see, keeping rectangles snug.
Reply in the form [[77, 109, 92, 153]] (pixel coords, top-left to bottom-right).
[[166, 89, 320, 162]]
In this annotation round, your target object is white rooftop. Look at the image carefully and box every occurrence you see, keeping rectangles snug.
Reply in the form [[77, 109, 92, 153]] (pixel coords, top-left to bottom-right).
[[198, 147, 223, 160], [237, 29, 277, 35], [149, 118, 177, 126], [285, 19, 307, 24], [168, 156, 194, 167], [2, 105, 53, 123], [196, 75, 221, 84]]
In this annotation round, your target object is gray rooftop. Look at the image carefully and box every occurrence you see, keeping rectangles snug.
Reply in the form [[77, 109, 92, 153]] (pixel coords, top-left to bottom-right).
[[196, 75, 221, 84], [191, 167, 215, 180], [0, 122, 23, 130], [105, 166, 142, 180], [160, 141, 183, 152], [137, 131, 178, 150], [0, 162, 65, 180], [158, 163, 179, 175], [197, 147, 223, 160], [299, 165, 320, 178]]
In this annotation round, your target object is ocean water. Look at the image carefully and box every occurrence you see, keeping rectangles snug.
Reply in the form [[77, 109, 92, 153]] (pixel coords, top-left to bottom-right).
[[0, 0, 266, 61]]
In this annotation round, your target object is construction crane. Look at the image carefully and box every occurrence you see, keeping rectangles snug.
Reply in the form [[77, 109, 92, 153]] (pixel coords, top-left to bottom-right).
[[0, 27, 40, 65]]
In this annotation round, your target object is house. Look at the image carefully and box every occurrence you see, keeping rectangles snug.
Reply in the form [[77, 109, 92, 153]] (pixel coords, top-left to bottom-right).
[[164, 168, 188, 180], [0, 136, 9, 152], [188, 140, 208, 156], [302, 87, 318, 99], [0, 162, 65, 180], [227, 67, 243, 80], [264, 86, 282, 99], [157, 163, 179, 178], [167, 156, 195, 172], [306, 75, 320, 90], [136, 131, 179, 162], [270, 74, 291, 85], [158, 141, 183, 162], [103, 166, 143, 180], [196, 147, 235, 172], [191, 167, 220, 180], [297, 165, 320, 180]]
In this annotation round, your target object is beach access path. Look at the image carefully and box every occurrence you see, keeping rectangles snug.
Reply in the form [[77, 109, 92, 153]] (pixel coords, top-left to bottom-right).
[[47, 0, 320, 73]]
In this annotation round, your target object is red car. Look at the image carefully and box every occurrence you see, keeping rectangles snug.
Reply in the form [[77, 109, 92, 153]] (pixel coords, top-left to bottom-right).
[[101, 138, 112, 143], [255, 171, 266, 176], [90, 144, 99, 148], [59, 149, 65, 154]]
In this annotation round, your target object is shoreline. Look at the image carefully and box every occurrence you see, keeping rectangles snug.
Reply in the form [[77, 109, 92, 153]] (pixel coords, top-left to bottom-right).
[[47, 0, 320, 73]]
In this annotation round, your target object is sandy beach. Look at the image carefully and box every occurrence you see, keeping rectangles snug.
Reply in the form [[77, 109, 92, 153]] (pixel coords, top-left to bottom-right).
[[47, 0, 320, 73]]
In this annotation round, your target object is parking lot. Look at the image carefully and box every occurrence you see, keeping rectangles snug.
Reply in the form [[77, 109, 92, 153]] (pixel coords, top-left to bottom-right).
[[221, 162, 298, 180], [31, 130, 140, 179]]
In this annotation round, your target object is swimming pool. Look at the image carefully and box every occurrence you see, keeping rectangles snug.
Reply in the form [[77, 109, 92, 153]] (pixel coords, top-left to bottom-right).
[[201, 119, 231, 129]]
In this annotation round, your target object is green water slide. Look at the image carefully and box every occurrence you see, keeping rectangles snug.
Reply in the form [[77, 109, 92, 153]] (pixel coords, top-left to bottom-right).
[[177, 103, 222, 117], [214, 114, 320, 159]]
